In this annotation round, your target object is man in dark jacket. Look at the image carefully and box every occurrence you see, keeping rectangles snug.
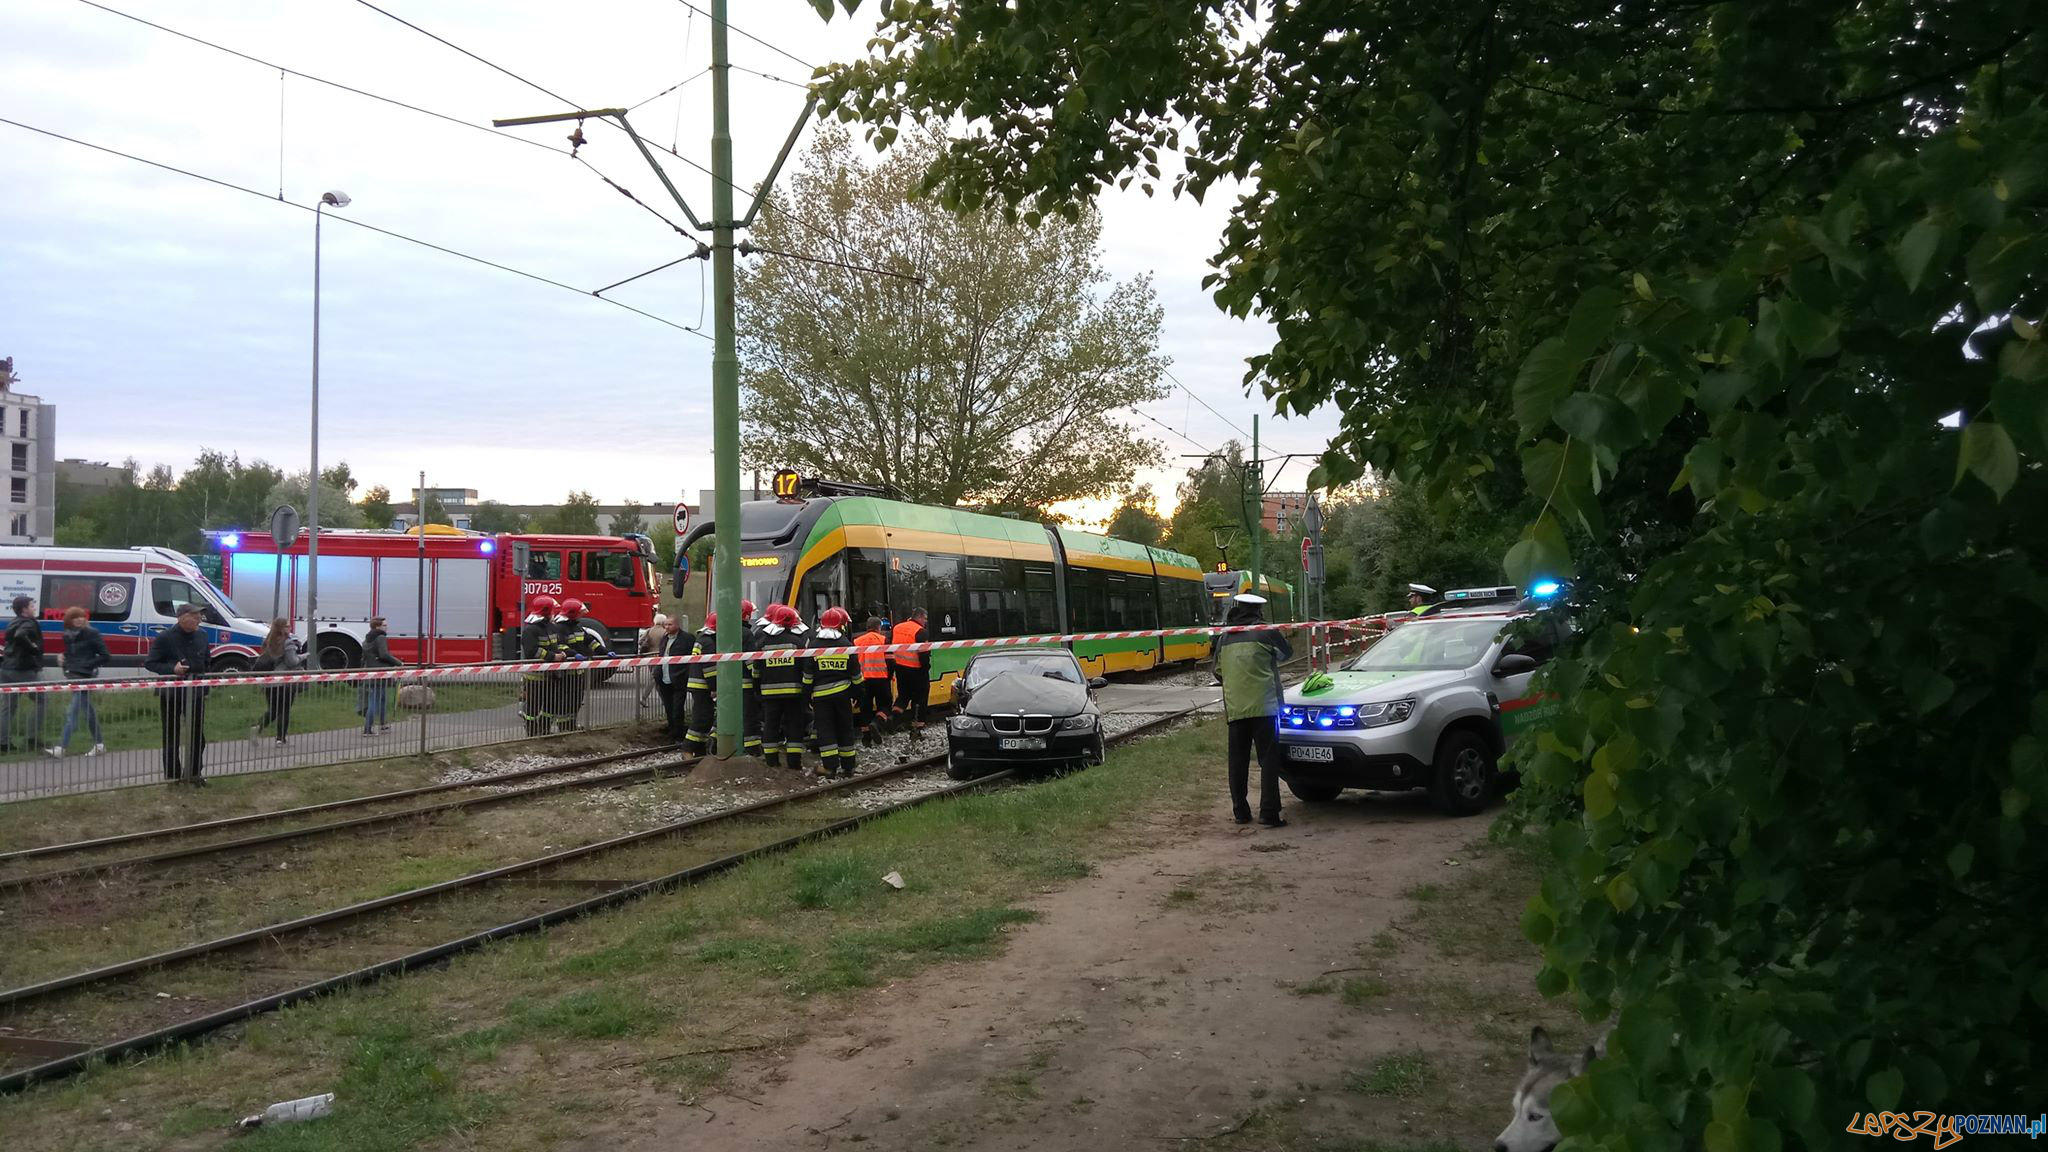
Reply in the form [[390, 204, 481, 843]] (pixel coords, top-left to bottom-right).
[[144, 602, 213, 784], [651, 615, 692, 744], [1215, 594, 1294, 827], [359, 616, 403, 736], [0, 594, 45, 753]]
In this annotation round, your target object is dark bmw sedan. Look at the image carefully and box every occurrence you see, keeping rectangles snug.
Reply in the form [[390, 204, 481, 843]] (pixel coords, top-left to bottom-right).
[[946, 648, 1108, 779]]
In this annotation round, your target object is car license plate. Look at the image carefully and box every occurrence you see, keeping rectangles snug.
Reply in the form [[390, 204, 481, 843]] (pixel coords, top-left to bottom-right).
[[1288, 744, 1334, 763], [997, 737, 1046, 751]]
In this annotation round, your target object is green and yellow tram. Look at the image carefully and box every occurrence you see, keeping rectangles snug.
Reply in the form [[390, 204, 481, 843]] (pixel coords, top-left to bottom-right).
[[1203, 567, 1298, 623], [681, 494, 1234, 703]]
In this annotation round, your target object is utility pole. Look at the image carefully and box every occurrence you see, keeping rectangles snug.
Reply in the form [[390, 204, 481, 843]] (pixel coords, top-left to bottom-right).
[[1248, 414, 1261, 598], [705, 0, 746, 756], [494, 1, 817, 758]]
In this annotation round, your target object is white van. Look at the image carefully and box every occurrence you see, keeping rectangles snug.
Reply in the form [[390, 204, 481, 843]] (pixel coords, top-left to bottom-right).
[[0, 545, 269, 671]]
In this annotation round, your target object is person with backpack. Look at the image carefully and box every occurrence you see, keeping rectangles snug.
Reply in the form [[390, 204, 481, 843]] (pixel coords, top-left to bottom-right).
[[47, 606, 109, 758], [0, 594, 46, 753]]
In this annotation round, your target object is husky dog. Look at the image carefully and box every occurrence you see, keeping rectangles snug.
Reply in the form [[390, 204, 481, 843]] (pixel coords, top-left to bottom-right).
[[1494, 1026, 1602, 1152]]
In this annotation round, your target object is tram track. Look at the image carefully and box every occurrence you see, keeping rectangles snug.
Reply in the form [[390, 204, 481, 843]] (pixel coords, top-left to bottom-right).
[[0, 747, 695, 894], [0, 703, 1210, 1091]]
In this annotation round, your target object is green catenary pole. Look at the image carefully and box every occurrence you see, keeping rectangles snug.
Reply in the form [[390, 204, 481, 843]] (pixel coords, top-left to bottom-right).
[[1249, 414, 1261, 602], [709, 0, 743, 756]]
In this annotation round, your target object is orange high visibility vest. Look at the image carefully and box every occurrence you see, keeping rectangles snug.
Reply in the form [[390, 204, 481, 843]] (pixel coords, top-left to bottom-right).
[[854, 631, 890, 679], [891, 619, 924, 668]]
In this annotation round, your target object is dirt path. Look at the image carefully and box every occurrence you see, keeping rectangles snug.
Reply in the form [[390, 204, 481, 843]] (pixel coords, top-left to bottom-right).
[[615, 788, 1553, 1152]]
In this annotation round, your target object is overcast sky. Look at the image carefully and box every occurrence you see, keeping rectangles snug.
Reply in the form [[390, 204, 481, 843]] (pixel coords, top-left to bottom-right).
[[2, 0, 1322, 524]]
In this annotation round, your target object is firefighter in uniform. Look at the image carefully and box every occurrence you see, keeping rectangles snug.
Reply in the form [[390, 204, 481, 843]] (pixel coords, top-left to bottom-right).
[[518, 595, 560, 736], [554, 598, 609, 729], [752, 604, 810, 770], [852, 616, 892, 747], [739, 600, 764, 757], [806, 607, 860, 778], [683, 612, 720, 755]]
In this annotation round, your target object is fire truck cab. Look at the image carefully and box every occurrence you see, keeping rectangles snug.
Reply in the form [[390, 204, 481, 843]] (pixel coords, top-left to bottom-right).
[[211, 530, 656, 668]]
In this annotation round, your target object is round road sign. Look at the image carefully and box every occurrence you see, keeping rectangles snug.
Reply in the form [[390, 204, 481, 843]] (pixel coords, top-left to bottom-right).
[[672, 502, 690, 535]]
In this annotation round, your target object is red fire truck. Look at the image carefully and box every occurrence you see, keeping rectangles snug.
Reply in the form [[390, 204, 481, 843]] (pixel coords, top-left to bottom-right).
[[209, 530, 658, 668]]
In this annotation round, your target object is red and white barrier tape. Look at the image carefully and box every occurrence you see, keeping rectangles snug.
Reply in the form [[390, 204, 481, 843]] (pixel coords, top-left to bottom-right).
[[2, 616, 1402, 694]]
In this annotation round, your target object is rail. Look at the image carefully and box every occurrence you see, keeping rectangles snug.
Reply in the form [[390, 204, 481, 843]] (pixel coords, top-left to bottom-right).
[[0, 703, 1208, 1090]]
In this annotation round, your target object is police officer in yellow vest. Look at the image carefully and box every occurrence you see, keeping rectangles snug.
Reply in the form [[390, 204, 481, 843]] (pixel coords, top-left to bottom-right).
[[1406, 583, 1437, 615]]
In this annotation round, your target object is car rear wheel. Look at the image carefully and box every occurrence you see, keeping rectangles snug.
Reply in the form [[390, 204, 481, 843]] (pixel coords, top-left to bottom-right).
[[1429, 730, 1495, 816], [1284, 779, 1344, 803]]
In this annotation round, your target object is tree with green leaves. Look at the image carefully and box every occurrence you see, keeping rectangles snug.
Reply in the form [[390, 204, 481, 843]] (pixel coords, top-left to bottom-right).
[[469, 500, 528, 535], [611, 500, 646, 536], [357, 485, 395, 531], [267, 472, 364, 533], [538, 491, 601, 536], [817, 2, 2048, 1147], [1103, 484, 1166, 547], [737, 126, 1169, 509]]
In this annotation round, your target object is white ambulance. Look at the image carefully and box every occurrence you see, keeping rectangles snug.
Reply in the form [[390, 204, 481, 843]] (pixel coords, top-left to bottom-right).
[[0, 545, 269, 670]]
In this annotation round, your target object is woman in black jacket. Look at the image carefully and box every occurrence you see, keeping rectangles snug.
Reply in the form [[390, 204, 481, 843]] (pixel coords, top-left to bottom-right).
[[48, 606, 109, 758], [251, 618, 306, 745]]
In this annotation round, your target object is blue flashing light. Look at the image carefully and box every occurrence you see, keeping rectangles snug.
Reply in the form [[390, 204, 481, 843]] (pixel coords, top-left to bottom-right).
[[1288, 716, 1304, 727], [479, 540, 497, 555], [219, 533, 241, 550], [1529, 580, 1562, 598], [1337, 706, 1357, 718], [1318, 716, 1335, 729]]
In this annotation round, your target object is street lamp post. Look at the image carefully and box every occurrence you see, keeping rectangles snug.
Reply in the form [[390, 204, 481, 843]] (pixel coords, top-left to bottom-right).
[[307, 190, 350, 662]]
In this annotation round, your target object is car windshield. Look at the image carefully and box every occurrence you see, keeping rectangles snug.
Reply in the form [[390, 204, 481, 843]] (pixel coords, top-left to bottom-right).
[[1345, 618, 1505, 672], [965, 653, 1081, 689]]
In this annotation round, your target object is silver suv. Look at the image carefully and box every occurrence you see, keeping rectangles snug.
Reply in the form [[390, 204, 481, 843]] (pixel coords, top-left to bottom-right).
[[1275, 596, 1566, 815]]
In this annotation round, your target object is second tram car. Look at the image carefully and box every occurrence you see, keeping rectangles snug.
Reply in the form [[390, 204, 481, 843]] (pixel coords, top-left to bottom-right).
[[681, 494, 1284, 702]]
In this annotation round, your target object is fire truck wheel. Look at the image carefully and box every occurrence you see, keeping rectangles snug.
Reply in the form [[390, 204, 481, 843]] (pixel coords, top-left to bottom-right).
[[316, 636, 360, 671]]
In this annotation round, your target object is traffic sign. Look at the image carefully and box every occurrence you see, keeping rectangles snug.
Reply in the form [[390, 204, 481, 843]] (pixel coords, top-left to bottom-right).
[[1301, 536, 1311, 570], [1303, 494, 1323, 536], [672, 502, 690, 535], [269, 503, 301, 545]]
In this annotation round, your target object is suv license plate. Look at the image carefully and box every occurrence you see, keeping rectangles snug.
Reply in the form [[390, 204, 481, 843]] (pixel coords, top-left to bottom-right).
[[998, 737, 1046, 751], [1288, 745, 1335, 763]]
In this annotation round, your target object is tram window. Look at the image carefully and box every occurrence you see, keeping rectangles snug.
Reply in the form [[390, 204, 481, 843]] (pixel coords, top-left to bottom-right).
[[965, 563, 1004, 637], [1023, 566, 1059, 633], [1069, 567, 1107, 631], [925, 554, 963, 636], [1129, 574, 1159, 631], [796, 554, 845, 623], [847, 548, 887, 624], [999, 559, 1027, 635], [1105, 573, 1128, 630]]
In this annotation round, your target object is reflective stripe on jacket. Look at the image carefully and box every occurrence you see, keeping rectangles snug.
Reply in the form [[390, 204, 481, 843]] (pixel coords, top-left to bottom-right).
[[806, 629, 857, 698], [853, 631, 890, 679], [891, 620, 925, 669]]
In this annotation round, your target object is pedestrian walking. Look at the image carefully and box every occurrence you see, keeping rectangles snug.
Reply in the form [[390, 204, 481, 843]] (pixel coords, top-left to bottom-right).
[[0, 594, 46, 753], [144, 602, 213, 784], [251, 618, 306, 746], [890, 609, 930, 732], [651, 615, 691, 744], [852, 615, 892, 747], [47, 606, 109, 759], [517, 595, 560, 736], [806, 607, 859, 778], [1215, 593, 1294, 827], [358, 616, 402, 736]]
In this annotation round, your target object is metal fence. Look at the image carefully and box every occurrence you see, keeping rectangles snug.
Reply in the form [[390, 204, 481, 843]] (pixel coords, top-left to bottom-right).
[[0, 665, 661, 803]]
